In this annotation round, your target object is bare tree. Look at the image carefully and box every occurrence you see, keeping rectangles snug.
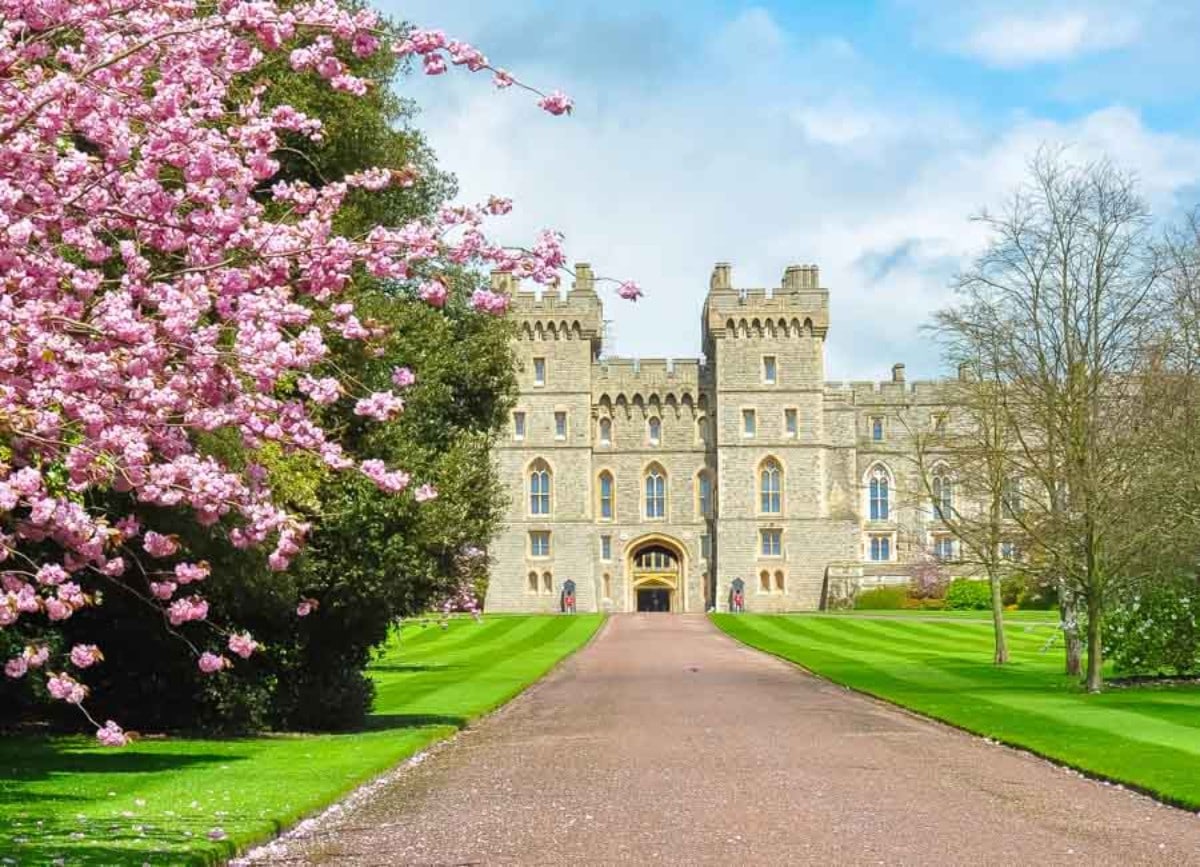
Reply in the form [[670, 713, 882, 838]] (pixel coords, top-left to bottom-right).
[[935, 148, 1167, 691], [908, 361, 1019, 665]]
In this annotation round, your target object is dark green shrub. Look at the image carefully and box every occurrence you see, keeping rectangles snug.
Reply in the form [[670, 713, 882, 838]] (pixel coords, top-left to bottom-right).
[[1104, 577, 1200, 675], [1017, 576, 1059, 610], [944, 579, 993, 610], [855, 586, 908, 610], [902, 597, 946, 610]]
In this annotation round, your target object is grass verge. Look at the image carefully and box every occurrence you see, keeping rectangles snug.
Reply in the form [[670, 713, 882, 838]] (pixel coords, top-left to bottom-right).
[[0, 614, 602, 865], [712, 611, 1200, 808]]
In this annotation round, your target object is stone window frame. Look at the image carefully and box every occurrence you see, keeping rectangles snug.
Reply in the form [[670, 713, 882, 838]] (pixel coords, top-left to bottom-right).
[[870, 414, 886, 442], [867, 532, 894, 562], [528, 530, 552, 559], [532, 356, 546, 387], [741, 406, 757, 439], [602, 572, 613, 600], [773, 569, 786, 593], [528, 457, 553, 517], [759, 527, 783, 558], [643, 461, 668, 521], [699, 533, 711, 562], [757, 455, 784, 516], [932, 533, 955, 561], [695, 468, 714, 519], [695, 415, 708, 445], [864, 462, 892, 522], [553, 409, 568, 441], [930, 462, 954, 521], [647, 415, 662, 446], [526, 570, 539, 593], [541, 570, 553, 593], [783, 406, 798, 439], [600, 534, 613, 561], [762, 354, 778, 385], [598, 415, 612, 447], [513, 409, 526, 441], [597, 469, 615, 522]]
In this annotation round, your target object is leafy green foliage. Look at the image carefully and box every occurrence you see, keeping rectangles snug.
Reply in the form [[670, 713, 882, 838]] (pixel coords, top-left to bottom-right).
[[1105, 576, 1200, 675], [854, 586, 908, 610], [944, 578, 993, 610]]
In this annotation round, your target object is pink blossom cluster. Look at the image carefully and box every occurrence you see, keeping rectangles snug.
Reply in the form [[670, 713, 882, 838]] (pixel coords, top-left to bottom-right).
[[0, 2, 635, 744]]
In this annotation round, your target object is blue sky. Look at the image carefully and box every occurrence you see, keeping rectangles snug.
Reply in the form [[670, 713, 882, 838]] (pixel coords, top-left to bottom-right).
[[376, 0, 1200, 379]]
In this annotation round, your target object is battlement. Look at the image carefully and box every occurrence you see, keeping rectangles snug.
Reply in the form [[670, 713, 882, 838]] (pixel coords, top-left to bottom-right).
[[703, 261, 830, 339], [592, 356, 711, 405], [824, 378, 951, 403], [506, 263, 603, 344]]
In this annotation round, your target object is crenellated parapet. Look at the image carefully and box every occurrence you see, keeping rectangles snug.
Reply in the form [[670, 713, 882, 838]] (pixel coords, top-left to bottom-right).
[[592, 357, 712, 415], [504, 263, 604, 350], [703, 262, 830, 342]]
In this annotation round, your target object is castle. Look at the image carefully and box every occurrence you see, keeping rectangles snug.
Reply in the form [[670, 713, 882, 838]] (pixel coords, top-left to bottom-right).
[[484, 262, 954, 613]]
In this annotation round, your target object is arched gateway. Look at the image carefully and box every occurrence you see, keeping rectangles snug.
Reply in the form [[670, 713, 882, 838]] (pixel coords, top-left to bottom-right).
[[627, 535, 686, 613]]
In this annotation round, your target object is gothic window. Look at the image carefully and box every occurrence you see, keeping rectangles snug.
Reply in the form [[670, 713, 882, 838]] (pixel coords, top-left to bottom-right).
[[533, 357, 546, 386], [784, 408, 798, 438], [542, 571, 552, 592], [598, 471, 614, 521], [644, 465, 667, 519], [760, 458, 782, 514], [933, 535, 954, 561], [598, 417, 612, 446], [871, 416, 884, 441], [759, 570, 770, 592], [697, 416, 708, 444], [868, 465, 890, 521], [603, 573, 612, 599], [869, 534, 891, 561], [931, 471, 953, 519], [696, 471, 713, 518], [529, 460, 551, 516], [554, 411, 567, 440], [648, 416, 662, 445], [774, 570, 785, 592], [527, 571, 538, 592]]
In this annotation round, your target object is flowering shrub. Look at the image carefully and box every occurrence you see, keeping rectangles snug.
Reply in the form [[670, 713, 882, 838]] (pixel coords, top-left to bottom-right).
[[943, 579, 992, 610], [1104, 577, 1200, 675], [0, 2, 633, 741], [909, 555, 949, 599]]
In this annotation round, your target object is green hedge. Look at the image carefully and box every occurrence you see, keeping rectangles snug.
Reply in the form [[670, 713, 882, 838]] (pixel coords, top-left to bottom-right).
[[854, 586, 908, 610], [944, 578, 993, 610]]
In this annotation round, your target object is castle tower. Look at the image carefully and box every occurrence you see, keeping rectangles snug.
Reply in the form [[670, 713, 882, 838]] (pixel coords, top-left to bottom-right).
[[703, 263, 859, 609], [486, 266, 603, 613]]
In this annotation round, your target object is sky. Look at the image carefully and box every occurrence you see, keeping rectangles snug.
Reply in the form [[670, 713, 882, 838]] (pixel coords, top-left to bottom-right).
[[375, 0, 1200, 380]]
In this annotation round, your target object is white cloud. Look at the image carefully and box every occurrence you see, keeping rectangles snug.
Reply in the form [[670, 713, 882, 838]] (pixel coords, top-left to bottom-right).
[[962, 11, 1138, 67], [379, 1, 1200, 380]]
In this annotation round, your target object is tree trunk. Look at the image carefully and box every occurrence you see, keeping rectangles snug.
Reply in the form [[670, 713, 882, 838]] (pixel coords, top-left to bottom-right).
[[1060, 592, 1082, 677], [988, 569, 1009, 664], [1085, 593, 1104, 693]]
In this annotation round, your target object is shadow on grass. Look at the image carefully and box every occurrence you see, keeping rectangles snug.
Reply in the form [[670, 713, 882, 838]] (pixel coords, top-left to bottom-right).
[[368, 662, 463, 673], [363, 712, 468, 731], [0, 737, 245, 781]]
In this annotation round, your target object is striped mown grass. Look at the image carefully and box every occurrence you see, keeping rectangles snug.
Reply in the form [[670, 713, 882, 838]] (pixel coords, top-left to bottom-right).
[[713, 612, 1200, 809], [0, 614, 602, 866]]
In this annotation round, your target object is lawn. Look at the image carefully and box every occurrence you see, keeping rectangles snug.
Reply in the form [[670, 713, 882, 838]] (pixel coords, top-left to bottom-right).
[[712, 611, 1200, 809], [0, 614, 602, 866]]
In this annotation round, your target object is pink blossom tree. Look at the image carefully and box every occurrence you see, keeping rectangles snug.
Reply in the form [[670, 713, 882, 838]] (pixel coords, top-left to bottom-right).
[[0, 1, 631, 743]]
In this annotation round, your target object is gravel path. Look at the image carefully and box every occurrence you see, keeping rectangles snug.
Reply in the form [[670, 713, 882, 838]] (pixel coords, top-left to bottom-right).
[[251, 614, 1200, 865]]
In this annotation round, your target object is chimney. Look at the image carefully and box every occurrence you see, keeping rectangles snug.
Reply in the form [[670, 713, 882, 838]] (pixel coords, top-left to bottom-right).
[[710, 262, 732, 291], [490, 270, 517, 294], [783, 264, 819, 290], [957, 362, 973, 381], [572, 262, 594, 294], [891, 363, 906, 383]]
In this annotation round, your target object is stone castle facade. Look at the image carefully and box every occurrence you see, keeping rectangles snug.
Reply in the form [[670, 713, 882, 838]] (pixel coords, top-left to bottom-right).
[[484, 261, 955, 613]]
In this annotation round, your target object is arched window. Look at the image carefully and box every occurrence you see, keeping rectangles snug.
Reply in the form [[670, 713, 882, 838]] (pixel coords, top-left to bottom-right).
[[598, 471, 614, 521], [603, 573, 612, 599], [774, 570, 785, 592], [529, 460, 551, 516], [648, 416, 662, 445], [759, 570, 770, 592], [931, 471, 952, 519], [527, 571, 538, 592], [696, 471, 713, 518], [697, 416, 708, 444], [541, 571, 552, 592], [598, 417, 612, 446], [645, 465, 667, 519], [868, 465, 890, 521], [760, 458, 782, 514]]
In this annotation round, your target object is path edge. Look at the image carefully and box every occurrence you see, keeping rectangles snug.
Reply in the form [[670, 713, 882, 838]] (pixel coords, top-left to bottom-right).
[[707, 614, 1200, 818], [230, 613, 610, 865]]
